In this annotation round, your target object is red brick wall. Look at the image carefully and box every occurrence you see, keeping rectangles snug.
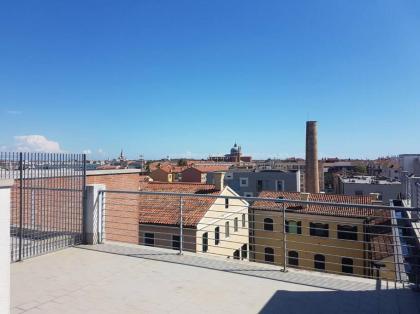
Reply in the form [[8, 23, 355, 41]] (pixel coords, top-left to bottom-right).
[[180, 168, 202, 183], [87, 173, 141, 244]]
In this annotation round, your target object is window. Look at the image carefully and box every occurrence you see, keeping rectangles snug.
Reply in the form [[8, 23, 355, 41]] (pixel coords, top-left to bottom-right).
[[276, 180, 284, 192], [337, 225, 358, 241], [215, 227, 220, 245], [233, 250, 240, 260], [172, 235, 180, 250], [241, 244, 247, 260], [225, 222, 230, 238], [244, 192, 253, 198], [264, 247, 274, 263], [144, 233, 154, 246], [288, 251, 299, 266], [314, 254, 325, 270], [225, 198, 229, 209], [240, 177, 249, 187], [202, 232, 208, 252], [342, 258, 353, 274], [225, 172, 233, 180], [286, 220, 302, 234], [234, 217, 238, 232], [257, 180, 263, 192], [264, 218, 274, 231], [310, 222, 329, 237], [242, 213, 246, 228]]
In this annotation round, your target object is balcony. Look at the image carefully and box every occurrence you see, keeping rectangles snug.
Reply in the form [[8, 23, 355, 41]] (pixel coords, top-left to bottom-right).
[[11, 243, 420, 314]]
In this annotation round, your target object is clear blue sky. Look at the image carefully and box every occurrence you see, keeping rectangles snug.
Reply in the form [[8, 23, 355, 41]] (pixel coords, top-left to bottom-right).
[[1, 0, 419, 160]]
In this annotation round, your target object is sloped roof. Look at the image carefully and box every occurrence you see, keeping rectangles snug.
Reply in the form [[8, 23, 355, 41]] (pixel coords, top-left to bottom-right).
[[370, 233, 394, 260], [183, 164, 231, 173], [252, 191, 376, 218], [138, 182, 221, 227]]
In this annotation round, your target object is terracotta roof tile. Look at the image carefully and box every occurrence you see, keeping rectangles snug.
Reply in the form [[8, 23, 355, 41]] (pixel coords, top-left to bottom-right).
[[370, 233, 394, 260], [183, 165, 231, 173], [252, 191, 377, 218], [138, 182, 220, 227]]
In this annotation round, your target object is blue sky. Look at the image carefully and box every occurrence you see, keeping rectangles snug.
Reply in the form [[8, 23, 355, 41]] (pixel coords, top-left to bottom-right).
[[1, 0, 419, 160]]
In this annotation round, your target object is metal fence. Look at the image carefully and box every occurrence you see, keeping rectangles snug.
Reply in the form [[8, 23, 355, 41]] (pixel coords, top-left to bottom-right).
[[97, 189, 420, 287], [0, 152, 86, 262]]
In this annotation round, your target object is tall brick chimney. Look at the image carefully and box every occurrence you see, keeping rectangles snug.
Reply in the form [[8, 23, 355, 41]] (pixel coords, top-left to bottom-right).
[[305, 121, 320, 193]]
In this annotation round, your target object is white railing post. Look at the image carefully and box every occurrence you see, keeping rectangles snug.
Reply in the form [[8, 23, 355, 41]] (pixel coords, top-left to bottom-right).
[[0, 179, 13, 314], [84, 184, 105, 245], [179, 196, 184, 255]]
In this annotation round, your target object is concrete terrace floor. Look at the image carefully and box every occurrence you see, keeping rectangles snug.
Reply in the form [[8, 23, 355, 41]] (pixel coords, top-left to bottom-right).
[[11, 243, 420, 314]]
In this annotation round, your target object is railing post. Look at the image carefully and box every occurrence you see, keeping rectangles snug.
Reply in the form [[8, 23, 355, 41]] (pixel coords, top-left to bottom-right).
[[282, 202, 287, 272], [18, 152, 23, 262], [83, 184, 105, 245], [179, 196, 183, 255]]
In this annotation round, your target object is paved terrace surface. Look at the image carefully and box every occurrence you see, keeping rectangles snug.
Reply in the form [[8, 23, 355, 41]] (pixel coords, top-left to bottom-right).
[[11, 243, 420, 314]]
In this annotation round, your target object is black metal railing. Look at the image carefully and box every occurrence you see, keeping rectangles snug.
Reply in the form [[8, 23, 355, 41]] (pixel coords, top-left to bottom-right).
[[0, 152, 86, 262]]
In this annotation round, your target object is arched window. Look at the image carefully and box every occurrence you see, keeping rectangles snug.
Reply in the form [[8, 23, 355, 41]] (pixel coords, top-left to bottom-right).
[[264, 247, 274, 263], [337, 225, 358, 241], [288, 251, 299, 266], [314, 254, 325, 270], [342, 258, 353, 274], [264, 218, 274, 231], [286, 220, 302, 234]]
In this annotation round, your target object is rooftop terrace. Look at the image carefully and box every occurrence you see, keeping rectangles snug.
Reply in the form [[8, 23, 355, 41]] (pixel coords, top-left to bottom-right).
[[11, 243, 420, 314]]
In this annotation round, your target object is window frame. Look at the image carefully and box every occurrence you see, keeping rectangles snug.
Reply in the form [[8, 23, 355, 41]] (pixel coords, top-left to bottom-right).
[[202, 232, 208, 252], [288, 251, 299, 266], [263, 218, 274, 231], [214, 226, 220, 245], [337, 225, 358, 241], [234, 217, 238, 232], [309, 222, 329, 238], [285, 220, 302, 234], [225, 221, 230, 238], [172, 235, 180, 250], [341, 258, 354, 274], [264, 247, 274, 263], [239, 177, 249, 187], [144, 233, 155, 247], [314, 254, 325, 271]]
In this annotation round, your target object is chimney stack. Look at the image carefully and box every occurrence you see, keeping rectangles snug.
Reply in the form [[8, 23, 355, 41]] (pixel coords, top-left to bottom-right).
[[213, 172, 225, 191], [305, 121, 320, 193]]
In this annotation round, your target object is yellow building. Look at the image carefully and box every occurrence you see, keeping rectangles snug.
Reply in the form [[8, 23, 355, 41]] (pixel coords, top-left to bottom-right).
[[250, 191, 396, 279]]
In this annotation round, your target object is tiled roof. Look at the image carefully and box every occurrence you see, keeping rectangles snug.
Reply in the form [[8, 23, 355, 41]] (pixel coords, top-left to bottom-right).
[[252, 191, 376, 218], [183, 165, 231, 173], [370, 233, 394, 260], [138, 182, 220, 226], [153, 164, 187, 173]]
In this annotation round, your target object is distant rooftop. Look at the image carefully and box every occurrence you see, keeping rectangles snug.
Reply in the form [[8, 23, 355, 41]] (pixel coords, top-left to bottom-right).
[[341, 176, 401, 185]]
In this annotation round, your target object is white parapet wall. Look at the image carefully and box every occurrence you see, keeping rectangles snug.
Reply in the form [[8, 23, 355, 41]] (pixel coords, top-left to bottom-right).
[[84, 184, 106, 245], [0, 179, 13, 314]]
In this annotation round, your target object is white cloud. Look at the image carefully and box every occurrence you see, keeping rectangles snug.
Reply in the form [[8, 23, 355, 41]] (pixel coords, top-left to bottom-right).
[[14, 135, 63, 153], [82, 149, 92, 155], [6, 110, 22, 115]]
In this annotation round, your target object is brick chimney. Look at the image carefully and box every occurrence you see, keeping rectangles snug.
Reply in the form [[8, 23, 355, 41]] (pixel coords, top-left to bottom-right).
[[305, 121, 320, 193], [213, 172, 225, 191]]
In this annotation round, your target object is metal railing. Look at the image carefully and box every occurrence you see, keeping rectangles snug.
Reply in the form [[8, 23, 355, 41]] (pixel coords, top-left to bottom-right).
[[97, 189, 420, 287], [0, 152, 86, 262]]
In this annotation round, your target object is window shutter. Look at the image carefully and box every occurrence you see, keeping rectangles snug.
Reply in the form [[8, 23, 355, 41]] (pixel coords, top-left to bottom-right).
[[297, 221, 302, 234], [285, 220, 289, 233]]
